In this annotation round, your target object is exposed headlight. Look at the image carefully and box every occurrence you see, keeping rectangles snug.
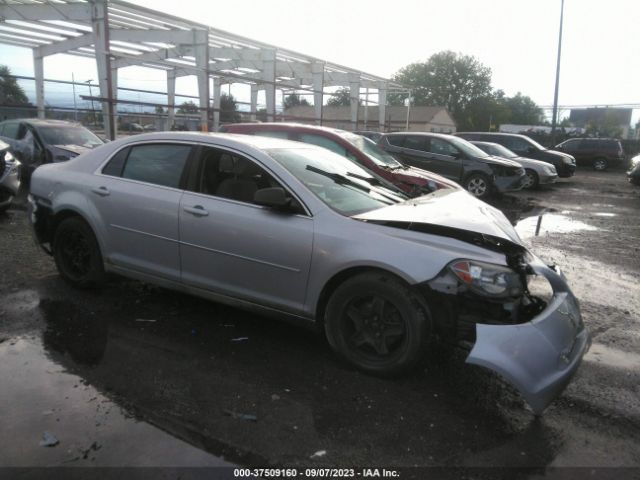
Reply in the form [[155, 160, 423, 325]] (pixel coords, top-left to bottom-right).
[[4, 151, 15, 163], [543, 165, 557, 175], [563, 156, 575, 164], [631, 155, 640, 167], [449, 259, 523, 298]]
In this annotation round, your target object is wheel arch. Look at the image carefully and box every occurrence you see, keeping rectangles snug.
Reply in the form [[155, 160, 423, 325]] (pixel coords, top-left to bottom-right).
[[314, 266, 421, 328]]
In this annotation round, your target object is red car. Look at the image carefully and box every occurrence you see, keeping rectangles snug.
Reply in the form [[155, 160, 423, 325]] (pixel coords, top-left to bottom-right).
[[219, 123, 459, 196]]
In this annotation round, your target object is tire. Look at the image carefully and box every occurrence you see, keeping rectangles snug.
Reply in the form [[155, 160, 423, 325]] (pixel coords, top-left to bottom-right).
[[53, 217, 105, 288], [523, 169, 539, 189], [593, 158, 608, 171], [324, 272, 431, 376], [464, 173, 491, 199]]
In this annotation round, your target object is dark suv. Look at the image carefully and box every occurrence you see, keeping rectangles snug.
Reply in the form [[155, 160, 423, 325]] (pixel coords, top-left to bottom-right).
[[554, 138, 625, 171], [454, 132, 576, 178], [378, 132, 526, 199]]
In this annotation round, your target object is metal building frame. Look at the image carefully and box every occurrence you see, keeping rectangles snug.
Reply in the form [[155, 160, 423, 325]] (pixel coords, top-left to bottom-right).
[[0, 0, 408, 139]]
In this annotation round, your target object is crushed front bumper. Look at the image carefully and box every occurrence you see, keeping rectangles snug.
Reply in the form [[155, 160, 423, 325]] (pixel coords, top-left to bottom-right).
[[465, 258, 590, 414]]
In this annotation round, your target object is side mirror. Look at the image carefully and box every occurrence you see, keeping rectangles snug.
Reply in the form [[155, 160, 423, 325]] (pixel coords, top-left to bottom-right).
[[527, 146, 537, 154], [254, 187, 291, 210], [453, 151, 464, 159]]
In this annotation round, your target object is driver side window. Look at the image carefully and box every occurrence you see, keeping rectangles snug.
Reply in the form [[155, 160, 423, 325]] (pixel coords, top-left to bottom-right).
[[191, 147, 304, 213]]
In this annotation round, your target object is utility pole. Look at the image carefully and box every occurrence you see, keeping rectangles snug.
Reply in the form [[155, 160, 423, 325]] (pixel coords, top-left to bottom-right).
[[550, 0, 565, 145], [71, 73, 78, 122]]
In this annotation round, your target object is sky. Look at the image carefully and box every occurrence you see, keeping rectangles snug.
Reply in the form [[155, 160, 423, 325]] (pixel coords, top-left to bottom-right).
[[1, 0, 639, 123]]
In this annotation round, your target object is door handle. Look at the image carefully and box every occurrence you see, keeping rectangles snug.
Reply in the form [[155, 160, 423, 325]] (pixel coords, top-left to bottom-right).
[[91, 186, 110, 196], [183, 205, 209, 217]]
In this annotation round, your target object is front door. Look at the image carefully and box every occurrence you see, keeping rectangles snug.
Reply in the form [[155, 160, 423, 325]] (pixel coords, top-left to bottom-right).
[[179, 147, 314, 314]]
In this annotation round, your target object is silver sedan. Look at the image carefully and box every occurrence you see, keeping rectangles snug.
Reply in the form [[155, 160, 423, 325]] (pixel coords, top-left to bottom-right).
[[471, 141, 558, 189], [28, 132, 588, 414]]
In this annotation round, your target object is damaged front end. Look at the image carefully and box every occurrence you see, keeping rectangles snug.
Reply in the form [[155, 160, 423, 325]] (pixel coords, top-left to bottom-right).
[[426, 249, 590, 414]]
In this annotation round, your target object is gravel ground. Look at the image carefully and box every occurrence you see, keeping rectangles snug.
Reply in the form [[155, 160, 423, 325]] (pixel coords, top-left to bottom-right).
[[0, 168, 639, 477]]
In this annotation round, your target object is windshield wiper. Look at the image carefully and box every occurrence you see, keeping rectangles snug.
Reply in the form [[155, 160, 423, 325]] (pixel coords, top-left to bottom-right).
[[306, 165, 371, 193]]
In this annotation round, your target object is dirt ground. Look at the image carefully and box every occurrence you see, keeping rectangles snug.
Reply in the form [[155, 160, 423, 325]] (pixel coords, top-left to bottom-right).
[[1, 167, 639, 478]]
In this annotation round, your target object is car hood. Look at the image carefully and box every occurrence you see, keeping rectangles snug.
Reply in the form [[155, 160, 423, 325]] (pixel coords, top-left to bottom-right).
[[482, 155, 522, 168], [354, 188, 523, 250], [393, 165, 461, 189], [544, 149, 573, 160]]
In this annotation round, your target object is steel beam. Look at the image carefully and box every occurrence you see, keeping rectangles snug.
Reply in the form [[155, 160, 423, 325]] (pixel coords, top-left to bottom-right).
[[33, 51, 45, 119]]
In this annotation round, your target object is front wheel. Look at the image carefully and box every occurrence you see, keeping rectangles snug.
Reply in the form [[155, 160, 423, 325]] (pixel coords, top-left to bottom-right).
[[464, 173, 492, 199], [53, 217, 105, 288], [324, 272, 430, 375], [523, 169, 539, 189], [593, 158, 608, 171]]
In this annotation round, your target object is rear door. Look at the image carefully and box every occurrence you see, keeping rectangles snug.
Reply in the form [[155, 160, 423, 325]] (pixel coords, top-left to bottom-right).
[[179, 146, 314, 313], [395, 135, 433, 169], [92, 142, 193, 281]]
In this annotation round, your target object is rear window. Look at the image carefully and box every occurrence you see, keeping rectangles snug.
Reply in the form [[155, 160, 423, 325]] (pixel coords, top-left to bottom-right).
[[121, 144, 191, 188]]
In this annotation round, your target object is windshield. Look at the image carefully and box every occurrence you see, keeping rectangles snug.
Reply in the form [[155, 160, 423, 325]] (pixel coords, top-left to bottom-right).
[[38, 125, 103, 148], [342, 133, 403, 168], [477, 142, 518, 159], [267, 147, 407, 216], [447, 136, 491, 158]]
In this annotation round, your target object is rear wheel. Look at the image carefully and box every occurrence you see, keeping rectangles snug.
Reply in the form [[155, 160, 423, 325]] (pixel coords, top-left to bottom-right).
[[324, 272, 430, 375], [523, 169, 539, 189], [464, 173, 491, 199], [53, 217, 105, 288], [593, 158, 608, 171]]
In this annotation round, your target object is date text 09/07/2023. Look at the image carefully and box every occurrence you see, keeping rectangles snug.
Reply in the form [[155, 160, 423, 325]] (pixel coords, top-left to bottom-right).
[[233, 468, 400, 478]]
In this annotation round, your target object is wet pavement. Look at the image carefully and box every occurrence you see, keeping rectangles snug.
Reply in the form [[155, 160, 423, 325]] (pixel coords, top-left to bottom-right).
[[1, 169, 639, 476]]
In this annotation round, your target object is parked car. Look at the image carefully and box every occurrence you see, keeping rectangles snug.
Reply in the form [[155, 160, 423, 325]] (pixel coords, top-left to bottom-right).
[[470, 141, 558, 189], [219, 123, 459, 196], [28, 132, 589, 414], [0, 140, 21, 212], [454, 132, 576, 178], [378, 132, 526, 199], [120, 122, 145, 133], [354, 130, 383, 142], [628, 154, 640, 185], [0, 119, 104, 178], [554, 138, 625, 171]]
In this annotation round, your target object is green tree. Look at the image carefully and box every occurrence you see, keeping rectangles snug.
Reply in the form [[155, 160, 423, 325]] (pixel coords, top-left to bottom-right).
[[155, 105, 165, 114], [389, 51, 492, 122], [327, 87, 360, 107], [177, 101, 198, 114], [0, 65, 30, 105], [503, 92, 543, 125], [220, 93, 241, 123], [283, 93, 310, 109]]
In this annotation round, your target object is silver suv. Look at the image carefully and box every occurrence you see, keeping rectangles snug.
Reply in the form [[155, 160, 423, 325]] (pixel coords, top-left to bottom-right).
[[28, 132, 589, 413]]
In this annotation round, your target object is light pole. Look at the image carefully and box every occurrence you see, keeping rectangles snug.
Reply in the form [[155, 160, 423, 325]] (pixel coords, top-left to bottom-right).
[[85, 79, 96, 126], [550, 0, 565, 145]]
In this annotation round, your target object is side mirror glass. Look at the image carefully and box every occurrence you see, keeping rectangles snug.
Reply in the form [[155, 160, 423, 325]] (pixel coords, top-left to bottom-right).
[[254, 187, 291, 210]]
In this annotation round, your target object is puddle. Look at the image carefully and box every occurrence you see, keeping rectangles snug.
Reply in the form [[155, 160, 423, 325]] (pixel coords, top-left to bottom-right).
[[515, 214, 600, 239], [584, 343, 640, 371], [0, 338, 230, 467]]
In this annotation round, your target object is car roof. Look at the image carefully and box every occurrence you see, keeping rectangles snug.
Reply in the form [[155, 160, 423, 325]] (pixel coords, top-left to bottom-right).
[[115, 131, 318, 151], [225, 122, 355, 137], [0, 118, 83, 127], [382, 131, 455, 140]]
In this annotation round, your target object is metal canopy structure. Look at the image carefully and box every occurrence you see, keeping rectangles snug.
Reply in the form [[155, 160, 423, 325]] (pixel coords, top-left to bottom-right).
[[0, 0, 407, 138]]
